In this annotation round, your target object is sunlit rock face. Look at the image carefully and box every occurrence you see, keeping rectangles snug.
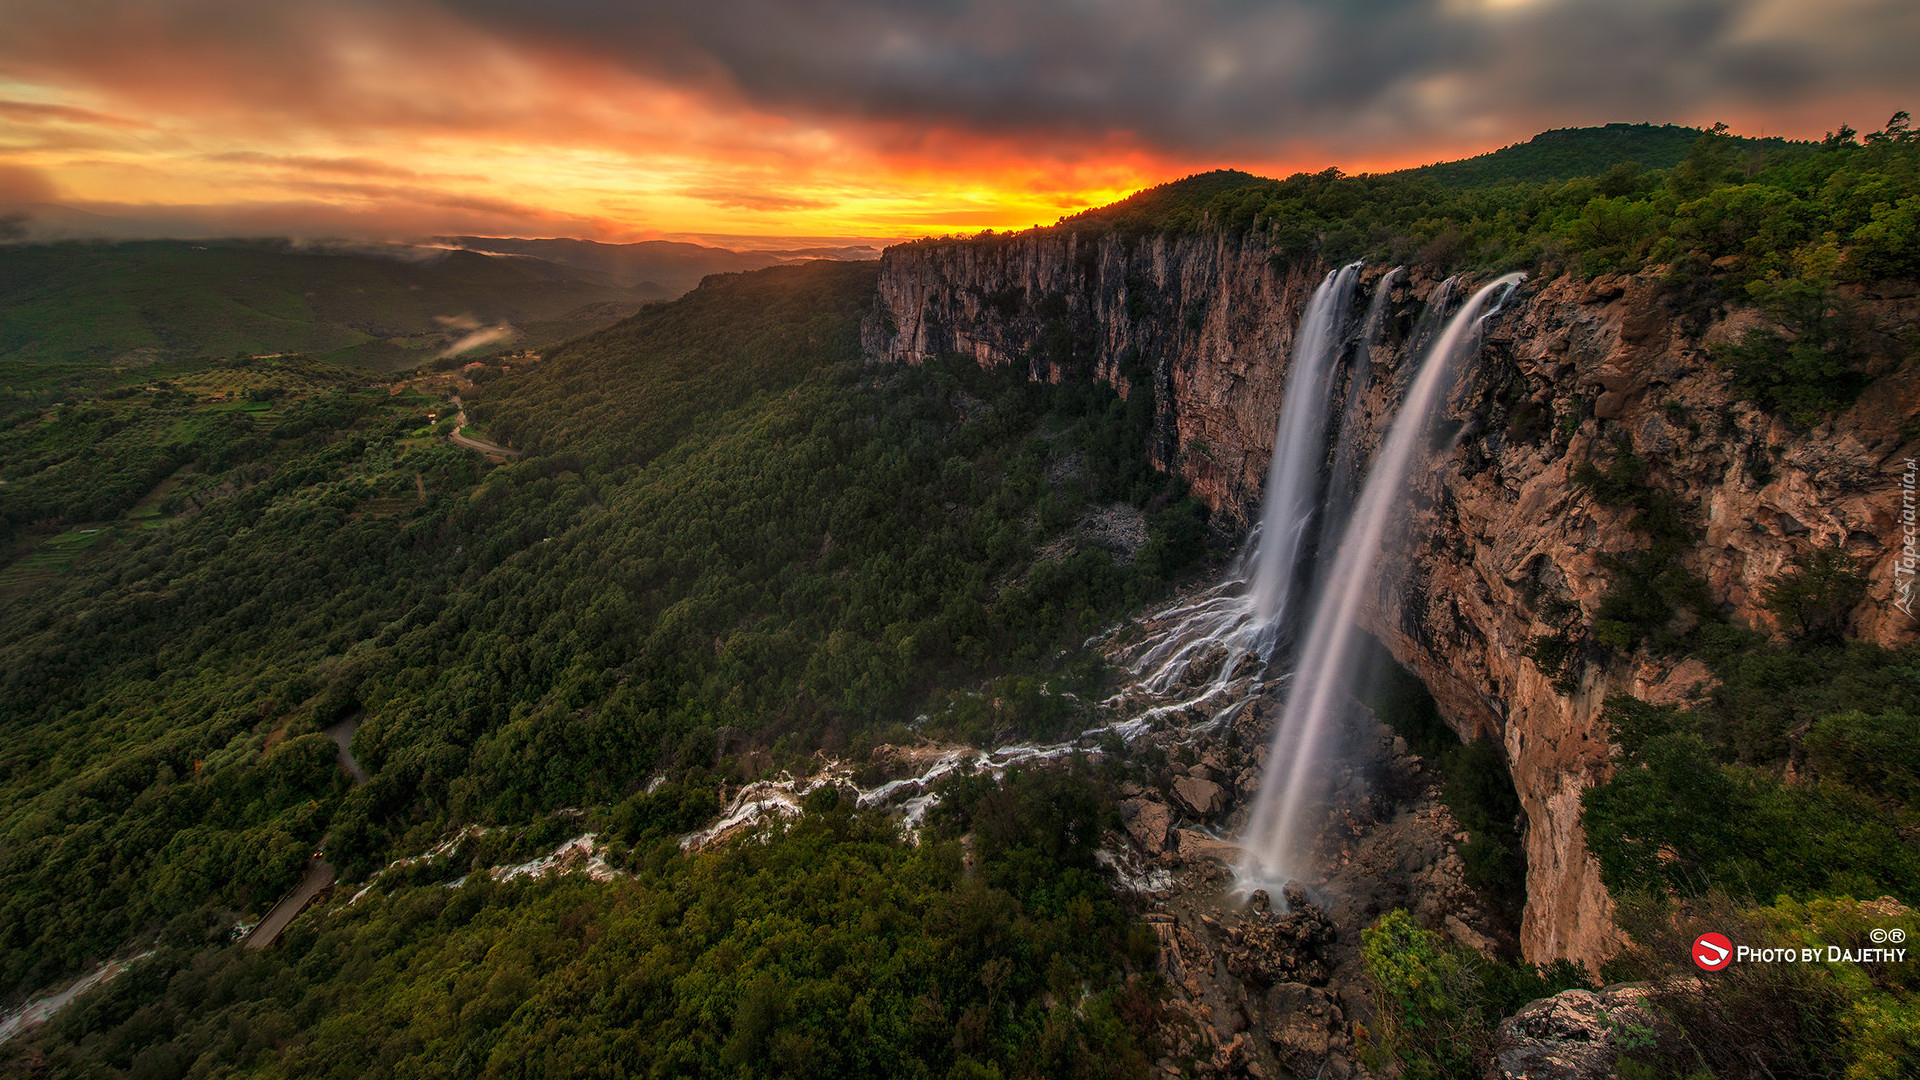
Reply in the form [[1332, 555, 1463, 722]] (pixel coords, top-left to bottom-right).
[[866, 229, 1918, 970]]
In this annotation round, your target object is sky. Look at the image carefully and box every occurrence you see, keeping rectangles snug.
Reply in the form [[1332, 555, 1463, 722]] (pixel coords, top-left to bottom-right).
[[1, 0, 1917, 247]]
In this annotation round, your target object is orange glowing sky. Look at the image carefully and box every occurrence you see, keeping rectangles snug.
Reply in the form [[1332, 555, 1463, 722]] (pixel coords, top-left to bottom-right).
[[2, 0, 1917, 246]]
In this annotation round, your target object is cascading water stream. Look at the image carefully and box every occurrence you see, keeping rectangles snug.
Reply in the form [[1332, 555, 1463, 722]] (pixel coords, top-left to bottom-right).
[[1237, 272, 1525, 893]]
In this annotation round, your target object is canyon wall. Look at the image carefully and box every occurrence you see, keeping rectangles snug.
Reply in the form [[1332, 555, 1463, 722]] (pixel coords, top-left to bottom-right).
[[862, 228, 1920, 969]]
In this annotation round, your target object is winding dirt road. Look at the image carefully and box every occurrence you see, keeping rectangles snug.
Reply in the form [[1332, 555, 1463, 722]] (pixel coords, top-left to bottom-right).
[[447, 397, 521, 458]]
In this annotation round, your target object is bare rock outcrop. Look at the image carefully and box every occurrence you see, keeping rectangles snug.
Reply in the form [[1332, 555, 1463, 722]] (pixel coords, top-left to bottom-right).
[[1491, 984, 1658, 1080]]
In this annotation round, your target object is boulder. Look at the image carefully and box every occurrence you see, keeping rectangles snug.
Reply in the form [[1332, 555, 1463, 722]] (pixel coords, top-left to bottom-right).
[[1172, 828, 1239, 866], [1121, 798, 1172, 852], [1172, 776, 1226, 817], [1492, 984, 1657, 1080]]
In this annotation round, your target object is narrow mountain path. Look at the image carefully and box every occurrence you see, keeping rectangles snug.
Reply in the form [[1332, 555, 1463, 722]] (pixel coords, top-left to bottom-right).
[[447, 395, 521, 458]]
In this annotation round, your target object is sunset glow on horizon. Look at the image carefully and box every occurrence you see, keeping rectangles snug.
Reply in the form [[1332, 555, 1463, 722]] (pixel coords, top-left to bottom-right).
[[3, 0, 1917, 246]]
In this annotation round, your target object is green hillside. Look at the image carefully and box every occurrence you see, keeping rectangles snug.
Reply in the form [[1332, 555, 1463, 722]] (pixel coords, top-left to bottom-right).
[[0, 259, 1203, 1075], [0, 241, 653, 370], [1394, 122, 1802, 187], [1054, 168, 1279, 233]]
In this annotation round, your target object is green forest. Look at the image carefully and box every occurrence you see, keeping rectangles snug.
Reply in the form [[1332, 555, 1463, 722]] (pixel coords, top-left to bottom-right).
[[0, 256, 1206, 1076], [12, 768, 1159, 1079]]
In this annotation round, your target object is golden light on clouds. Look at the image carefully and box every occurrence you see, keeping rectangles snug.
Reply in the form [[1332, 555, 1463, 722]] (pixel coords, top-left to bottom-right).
[[1, 0, 1915, 244], [0, 11, 1182, 244]]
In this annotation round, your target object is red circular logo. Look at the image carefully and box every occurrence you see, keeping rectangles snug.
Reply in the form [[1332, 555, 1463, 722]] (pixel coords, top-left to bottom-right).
[[1693, 932, 1733, 971]]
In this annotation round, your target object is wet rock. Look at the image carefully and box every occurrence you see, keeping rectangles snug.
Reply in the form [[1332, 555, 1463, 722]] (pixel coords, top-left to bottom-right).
[[1173, 828, 1239, 866], [1122, 798, 1173, 852], [1173, 776, 1226, 817], [1492, 984, 1656, 1080]]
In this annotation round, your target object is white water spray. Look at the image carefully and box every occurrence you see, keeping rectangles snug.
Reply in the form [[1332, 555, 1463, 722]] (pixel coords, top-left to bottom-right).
[[1237, 272, 1525, 892]]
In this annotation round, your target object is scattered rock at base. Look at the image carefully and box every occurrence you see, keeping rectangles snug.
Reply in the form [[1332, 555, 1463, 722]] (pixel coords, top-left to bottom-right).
[[1221, 898, 1335, 987], [1492, 984, 1657, 1080], [1264, 982, 1351, 1079]]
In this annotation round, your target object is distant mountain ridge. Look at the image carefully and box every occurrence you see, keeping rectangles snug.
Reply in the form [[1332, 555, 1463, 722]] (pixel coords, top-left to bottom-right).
[[1393, 121, 1805, 186], [0, 239, 655, 370], [438, 236, 795, 296], [1048, 123, 1815, 237]]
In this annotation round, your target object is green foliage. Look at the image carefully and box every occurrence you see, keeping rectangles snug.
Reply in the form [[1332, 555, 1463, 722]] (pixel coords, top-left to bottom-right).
[[1603, 893, 1920, 1080], [8, 787, 1157, 1080], [0, 364, 481, 992], [1399, 123, 1777, 188], [1360, 909, 1592, 1079], [1712, 326, 1870, 427], [1761, 546, 1868, 643], [1568, 437, 1718, 657], [1803, 708, 1920, 804], [1053, 170, 1279, 234], [1582, 641, 1920, 902], [1440, 739, 1527, 923]]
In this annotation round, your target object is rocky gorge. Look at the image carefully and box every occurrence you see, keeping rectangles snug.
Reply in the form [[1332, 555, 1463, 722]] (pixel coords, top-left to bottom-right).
[[860, 225, 1920, 977]]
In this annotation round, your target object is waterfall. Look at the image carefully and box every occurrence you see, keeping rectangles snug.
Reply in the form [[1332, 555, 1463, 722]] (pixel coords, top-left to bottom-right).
[[1248, 261, 1363, 625], [1119, 262, 1367, 720], [1318, 266, 1401, 559], [1237, 272, 1525, 892]]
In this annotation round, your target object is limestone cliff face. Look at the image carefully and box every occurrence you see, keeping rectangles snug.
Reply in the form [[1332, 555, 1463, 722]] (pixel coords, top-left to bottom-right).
[[864, 229, 1920, 969]]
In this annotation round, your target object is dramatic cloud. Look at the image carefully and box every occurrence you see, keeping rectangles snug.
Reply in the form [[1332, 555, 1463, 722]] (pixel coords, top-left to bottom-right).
[[442, 0, 1920, 153], [0, 0, 1913, 241]]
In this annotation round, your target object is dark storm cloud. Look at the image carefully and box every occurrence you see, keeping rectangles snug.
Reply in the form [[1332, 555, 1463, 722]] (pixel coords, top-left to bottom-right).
[[439, 0, 1920, 154]]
